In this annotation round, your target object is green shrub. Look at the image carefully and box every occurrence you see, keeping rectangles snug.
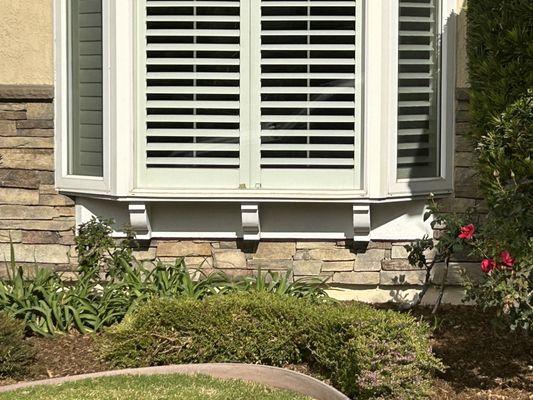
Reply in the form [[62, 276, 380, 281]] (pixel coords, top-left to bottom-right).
[[0, 312, 34, 379], [100, 293, 443, 400], [467, 0, 533, 139], [463, 93, 533, 331], [1, 218, 328, 336]]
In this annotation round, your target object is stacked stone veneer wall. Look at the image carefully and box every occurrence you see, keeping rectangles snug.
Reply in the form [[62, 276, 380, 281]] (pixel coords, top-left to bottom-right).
[[0, 85, 482, 300], [0, 85, 76, 276]]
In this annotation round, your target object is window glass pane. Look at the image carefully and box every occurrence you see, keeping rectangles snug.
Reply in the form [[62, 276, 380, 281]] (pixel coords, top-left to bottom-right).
[[69, 0, 103, 176], [397, 0, 440, 179]]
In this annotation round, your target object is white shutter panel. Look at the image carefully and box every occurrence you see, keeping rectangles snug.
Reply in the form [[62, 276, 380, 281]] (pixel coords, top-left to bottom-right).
[[140, 0, 243, 188], [397, 0, 439, 179], [257, 0, 361, 190], [70, 0, 103, 177]]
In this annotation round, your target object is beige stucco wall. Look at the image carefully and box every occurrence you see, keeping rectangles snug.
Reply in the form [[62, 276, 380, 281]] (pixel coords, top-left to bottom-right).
[[0, 0, 53, 85]]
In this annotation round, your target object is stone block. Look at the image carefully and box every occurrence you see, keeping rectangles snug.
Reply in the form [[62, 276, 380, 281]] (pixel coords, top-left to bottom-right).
[[456, 110, 470, 123], [37, 171, 55, 185], [248, 259, 292, 270], [0, 137, 53, 149], [0, 219, 74, 231], [293, 250, 310, 261], [0, 230, 22, 243], [184, 256, 213, 269], [391, 245, 409, 259], [296, 241, 338, 250], [218, 241, 238, 249], [455, 122, 470, 136], [455, 135, 474, 152], [0, 121, 16, 136], [131, 247, 157, 262], [380, 271, 426, 286], [255, 242, 296, 259], [0, 111, 26, 120], [0, 148, 54, 170], [213, 249, 247, 269], [16, 129, 54, 137], [156, 241, 212, 257], [332, 271, 380, 285], [0, 205, 61, 220], [455, 152, 475, 168], [321, 261, 354, 272], [0, 243, 70, 264], [381, 259, 416, 271], [293, 260, 322, 276], [26, 103, 54, 120], [431, 262, 484, 286], [366, 241, 392, 250], [0, 188, 39, 205], [353, 249, 387, 271], [0, 169, 41, 189], [0, 103, 26, 111], [16, 120, 54, 129], [39, 194, 75, 206], [21, 231, 61, 244], [309, 248, 355, 261]]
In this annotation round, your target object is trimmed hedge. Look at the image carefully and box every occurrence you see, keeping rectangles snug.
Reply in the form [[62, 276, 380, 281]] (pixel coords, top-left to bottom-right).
[[467, 0, 533, 138], [100, 293, 443, 400], [0, 312, 34, 379]]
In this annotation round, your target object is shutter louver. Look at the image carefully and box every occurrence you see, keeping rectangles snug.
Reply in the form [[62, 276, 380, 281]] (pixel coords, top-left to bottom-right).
[[144, 0, 241, 170], [258, 0, 360, 187], [397, 0, 439, 179], [70, 0, 103, 177]]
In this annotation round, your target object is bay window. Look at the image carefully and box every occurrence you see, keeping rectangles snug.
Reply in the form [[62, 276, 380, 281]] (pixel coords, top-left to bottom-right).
[[55, 0, 456, 203]]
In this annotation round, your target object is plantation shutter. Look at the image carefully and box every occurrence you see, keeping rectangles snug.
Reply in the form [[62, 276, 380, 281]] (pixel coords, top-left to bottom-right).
[[397, 0, 440, 179], [70, 0, 104, 177], [140, 0, 243, 189], [256, 0, 361, 189]]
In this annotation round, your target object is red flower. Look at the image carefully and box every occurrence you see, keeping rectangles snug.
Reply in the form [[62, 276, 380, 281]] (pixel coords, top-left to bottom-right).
[[500, 251, 515, 268], [458, 224, 475, 240], [481, 258, 496, 273]]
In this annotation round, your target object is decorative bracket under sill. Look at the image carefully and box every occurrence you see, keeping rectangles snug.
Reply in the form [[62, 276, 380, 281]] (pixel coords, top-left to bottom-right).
[[241, 204, 260, 241], [129, 202, 152, 240], [353, 203, 371, 241]]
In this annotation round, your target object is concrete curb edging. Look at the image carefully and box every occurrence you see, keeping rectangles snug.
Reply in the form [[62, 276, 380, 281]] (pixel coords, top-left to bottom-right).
[[0, 363, 351, 400]]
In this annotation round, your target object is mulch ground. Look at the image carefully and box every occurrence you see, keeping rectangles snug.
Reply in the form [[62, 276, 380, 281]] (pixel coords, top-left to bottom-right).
[[1, 306, 531, 399]]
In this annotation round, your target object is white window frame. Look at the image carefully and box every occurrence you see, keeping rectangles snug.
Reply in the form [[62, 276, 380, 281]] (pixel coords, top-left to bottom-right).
[[387, 0, 456, 196], [55, 0, 456, 202]]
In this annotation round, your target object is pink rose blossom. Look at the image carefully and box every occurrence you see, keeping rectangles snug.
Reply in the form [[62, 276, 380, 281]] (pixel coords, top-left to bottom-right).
[[458, 224, 475, 240]]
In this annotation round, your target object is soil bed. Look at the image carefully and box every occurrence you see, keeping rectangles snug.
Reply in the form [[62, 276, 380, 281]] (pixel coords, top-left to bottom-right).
[[2, 306, 531, 399]]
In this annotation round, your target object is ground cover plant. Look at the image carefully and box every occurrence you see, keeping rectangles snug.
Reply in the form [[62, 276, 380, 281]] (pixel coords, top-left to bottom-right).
[[100, 292, 443, 400], [0, 218, 327, 336], [0, 374, 311, 400], [3, 305, 530, 400], [0, 312, 34, 380]]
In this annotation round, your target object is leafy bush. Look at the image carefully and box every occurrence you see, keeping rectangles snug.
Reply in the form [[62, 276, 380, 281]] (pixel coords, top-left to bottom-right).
[[467, 0, 533, 139], [463, 94, 533, 331], [100, 292, 443, 400], [0, 311, 34, 379], [0, 218, 328, 336]]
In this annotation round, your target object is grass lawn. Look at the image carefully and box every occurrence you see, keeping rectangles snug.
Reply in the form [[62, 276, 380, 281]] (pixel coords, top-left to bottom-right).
[[0, 374, 311, 400]]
